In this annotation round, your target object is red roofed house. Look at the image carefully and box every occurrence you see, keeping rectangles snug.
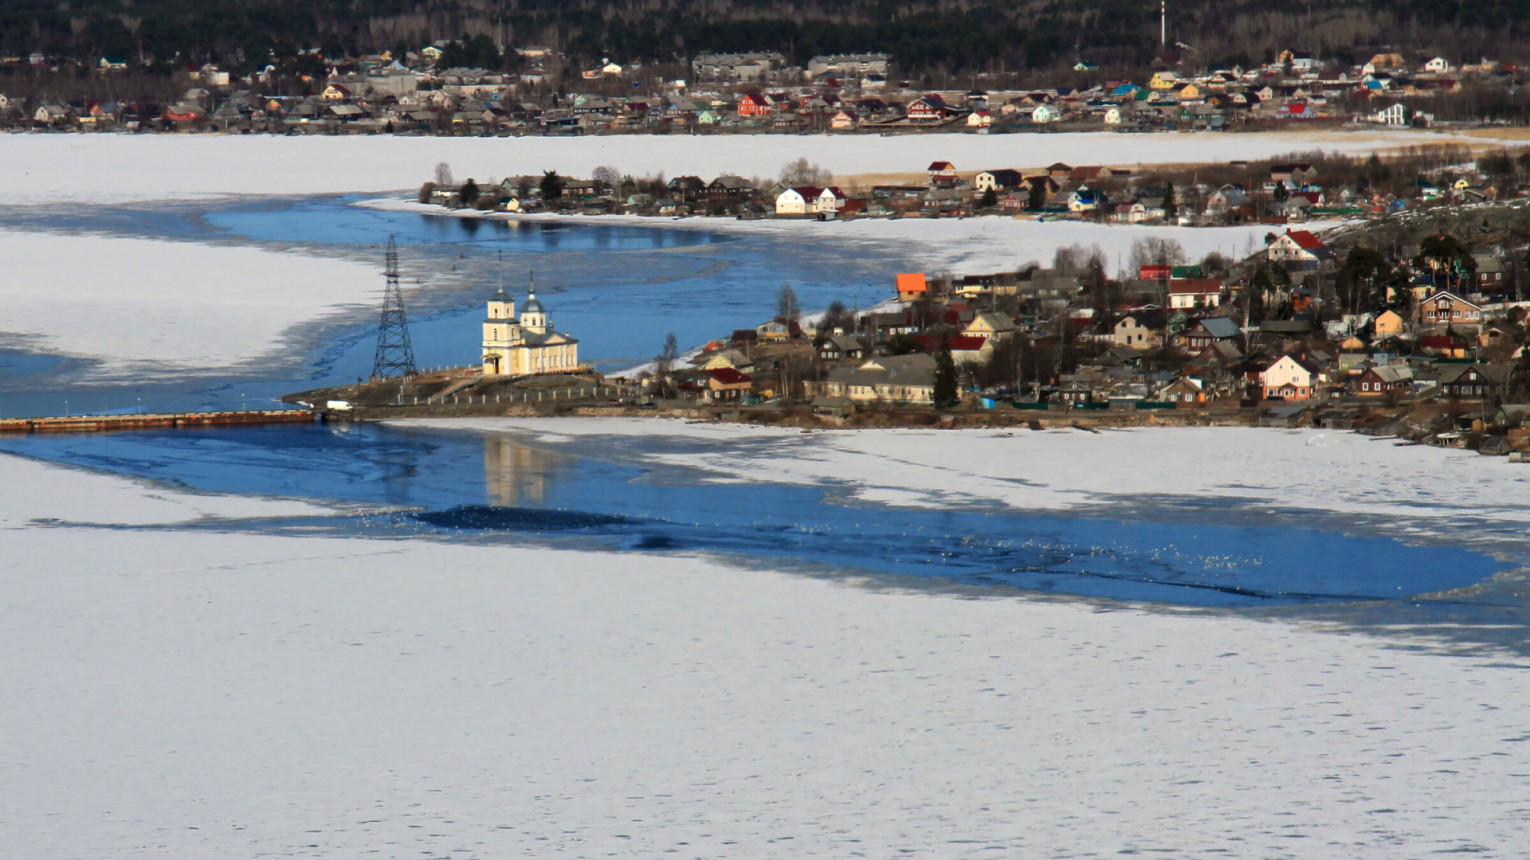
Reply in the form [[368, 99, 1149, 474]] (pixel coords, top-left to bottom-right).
[[706, 367, 753, 401], [738, 93, 772, 118], [1267, 229, 1335, 270], [774, 185, 846, 216], [896, 273, 929, 302], [908, 94, 952, 121], [947, 334, 994, 365], [927, 160, 959, 188]]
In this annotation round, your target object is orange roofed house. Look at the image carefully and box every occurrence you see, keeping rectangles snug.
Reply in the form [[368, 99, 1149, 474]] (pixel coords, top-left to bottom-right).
[[896, 273, 929, 302]]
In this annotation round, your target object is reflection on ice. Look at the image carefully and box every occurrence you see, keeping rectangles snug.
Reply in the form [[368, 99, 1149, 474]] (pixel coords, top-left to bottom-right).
[[0, 423, 1511, 615]]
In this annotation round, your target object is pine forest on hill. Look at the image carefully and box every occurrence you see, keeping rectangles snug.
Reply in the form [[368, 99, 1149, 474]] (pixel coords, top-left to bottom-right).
[[3, 0, 1528, 78]]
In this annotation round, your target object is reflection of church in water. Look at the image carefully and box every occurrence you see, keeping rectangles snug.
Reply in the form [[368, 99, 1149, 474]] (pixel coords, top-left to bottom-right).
[[483, 435, 564, 506], [481, 272, 580, 376]]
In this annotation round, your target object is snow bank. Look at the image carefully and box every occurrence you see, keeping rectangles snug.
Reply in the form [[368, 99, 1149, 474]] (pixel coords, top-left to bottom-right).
[[402, 418, 1530, 525], [0, 450, 334, 526], [0, 129, 1475, 205], [3, 447, 1529, 857], [364, 196, 1276, 275], [0, 229, 377, 378]]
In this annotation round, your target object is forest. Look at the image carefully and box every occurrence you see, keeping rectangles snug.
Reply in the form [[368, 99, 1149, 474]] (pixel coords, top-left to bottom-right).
[[2, 0, 1527, 78]]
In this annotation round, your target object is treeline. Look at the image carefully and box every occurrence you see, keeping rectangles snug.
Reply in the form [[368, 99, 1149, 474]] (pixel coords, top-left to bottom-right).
[[4, 0, 1530, 77]]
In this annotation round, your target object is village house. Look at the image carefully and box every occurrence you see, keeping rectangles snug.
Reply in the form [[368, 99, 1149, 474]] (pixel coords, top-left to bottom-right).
[[707, 175, 756, 207], [705, 367, 753, 402], [1168, 279, 1224, 309], [963, 311, 1017, 342], [817, 335, 867, 362], [1157, 376, 1208, 403], [1266, 229, 1335, 271], [1438, 363, 1506, 400], [812, 353, 937, 405], [908, 94, 953, 121], [1355, 364, 1414, 396], [896, 273, 930, 302], [775, 185, 846, 216], [1373, 309, 1406, 337], [1113, 312, 1163, 349], [973, 169, 1024, 193], [1418, 290, 1485, 329], [1177, 316, 1242, 353], [1261, 353, 1322, 400]]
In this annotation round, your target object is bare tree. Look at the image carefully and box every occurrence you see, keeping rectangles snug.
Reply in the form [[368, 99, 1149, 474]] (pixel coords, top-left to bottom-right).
[[591, 164, 622, 191], [1053, 242, 1106, 274], [776, 283, 800, 323], [434, 161, 454, 187], [1127, 237, 1188, 276], [779, 157, 832, 187]]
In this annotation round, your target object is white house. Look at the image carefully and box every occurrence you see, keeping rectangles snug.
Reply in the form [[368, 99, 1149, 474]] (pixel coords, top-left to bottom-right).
[[774, 186, 846, 216], [1262, 354, 1321, 400], [973, 169, 1023, 193], [1168, 279, 1224, 309], [1032, 104, 1057, 123], [966, 110, 992, 129], [1423, 57, 1452, 74], [1266, 230, 1333, 270], [1372, 102, 1409, 126], [775, 187, 812, 215]]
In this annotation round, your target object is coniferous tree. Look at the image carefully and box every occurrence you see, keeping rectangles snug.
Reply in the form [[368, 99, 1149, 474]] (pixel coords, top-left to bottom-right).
[[540, 170, 564, 200], [934, 339, 958, 406]]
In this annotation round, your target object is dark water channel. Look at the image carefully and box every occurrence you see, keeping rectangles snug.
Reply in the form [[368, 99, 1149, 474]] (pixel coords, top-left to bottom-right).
[[0, 422, 1513, 615]]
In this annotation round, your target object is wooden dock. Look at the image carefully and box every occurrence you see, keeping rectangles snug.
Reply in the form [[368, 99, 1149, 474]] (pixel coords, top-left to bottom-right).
[[0, 409, 318, 435]]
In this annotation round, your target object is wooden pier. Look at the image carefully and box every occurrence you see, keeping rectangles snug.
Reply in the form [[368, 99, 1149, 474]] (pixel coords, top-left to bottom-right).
[[0, 409, 318, 435]]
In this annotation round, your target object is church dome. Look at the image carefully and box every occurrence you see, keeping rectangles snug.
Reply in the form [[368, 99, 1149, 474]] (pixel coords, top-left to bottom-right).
[[522, 295, 545, 314]]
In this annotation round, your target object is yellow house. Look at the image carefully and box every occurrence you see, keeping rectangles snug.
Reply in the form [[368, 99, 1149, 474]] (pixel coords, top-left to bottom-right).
[[1148, 71, 1179, 90], [481, 277, 581, 376], [963, 311, 1016, 342], [1373, 309, 1405, 337], [1174, 82, 1203, 100], [896, 273, 929, 302]]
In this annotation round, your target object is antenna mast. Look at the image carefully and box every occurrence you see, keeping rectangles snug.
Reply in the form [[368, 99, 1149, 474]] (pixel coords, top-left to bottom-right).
[[1161, 0, 1167, 47], [371, 235, 418, 379]]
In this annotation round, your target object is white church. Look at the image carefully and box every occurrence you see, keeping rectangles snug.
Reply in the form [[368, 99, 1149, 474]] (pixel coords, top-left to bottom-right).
[[481, 275, 581, 376]]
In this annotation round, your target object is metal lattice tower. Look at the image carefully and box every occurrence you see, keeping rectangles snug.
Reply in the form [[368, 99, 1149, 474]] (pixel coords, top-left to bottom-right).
[[371, 235, 418, 379]]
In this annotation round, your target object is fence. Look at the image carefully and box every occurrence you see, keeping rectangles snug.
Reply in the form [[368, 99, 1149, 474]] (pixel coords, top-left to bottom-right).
[[405, 384, 635, 407]]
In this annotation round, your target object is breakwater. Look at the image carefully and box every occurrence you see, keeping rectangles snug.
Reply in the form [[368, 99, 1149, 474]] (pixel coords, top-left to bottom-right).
[[0, 409, 316, 435]]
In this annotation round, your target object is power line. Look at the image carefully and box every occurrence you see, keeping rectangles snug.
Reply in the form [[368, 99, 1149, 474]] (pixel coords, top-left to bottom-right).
[[372, 234, 418, 379]]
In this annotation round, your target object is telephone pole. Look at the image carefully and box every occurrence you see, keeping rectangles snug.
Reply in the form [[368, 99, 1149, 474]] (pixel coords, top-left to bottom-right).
[[371, 235, 418, 379]]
